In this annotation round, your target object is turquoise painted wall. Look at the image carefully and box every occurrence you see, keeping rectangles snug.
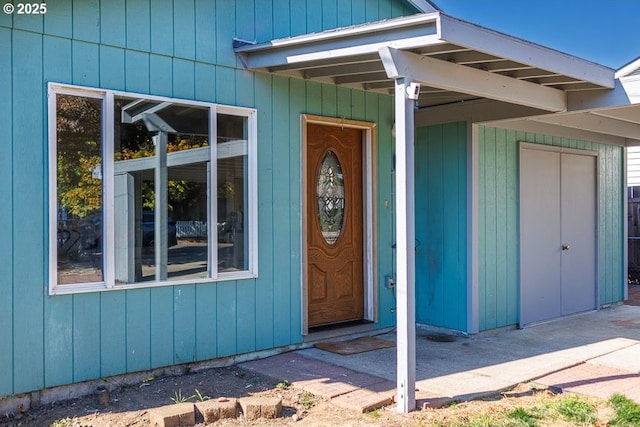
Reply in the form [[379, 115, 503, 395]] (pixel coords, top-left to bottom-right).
[[477, 126, 625, 331], [415, 122, 467, 331], [0, 0, 412, 397]]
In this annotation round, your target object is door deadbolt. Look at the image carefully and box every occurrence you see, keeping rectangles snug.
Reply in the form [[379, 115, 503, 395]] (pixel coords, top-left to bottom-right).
[[562, 244, 570, 251]]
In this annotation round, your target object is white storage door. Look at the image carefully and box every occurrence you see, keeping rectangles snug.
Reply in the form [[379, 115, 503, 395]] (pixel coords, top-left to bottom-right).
[[520, 145, 597, 326]]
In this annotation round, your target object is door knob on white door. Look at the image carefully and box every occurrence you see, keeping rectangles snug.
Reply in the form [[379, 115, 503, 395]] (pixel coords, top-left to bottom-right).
[[562, 244, 570, 251]]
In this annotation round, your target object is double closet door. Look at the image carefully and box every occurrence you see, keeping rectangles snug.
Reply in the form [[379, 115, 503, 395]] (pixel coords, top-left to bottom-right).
[[520, 144, 597, 326]]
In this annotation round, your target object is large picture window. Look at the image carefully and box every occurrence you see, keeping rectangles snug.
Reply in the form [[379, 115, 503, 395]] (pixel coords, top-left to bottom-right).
[[49, 84, 258, 294]]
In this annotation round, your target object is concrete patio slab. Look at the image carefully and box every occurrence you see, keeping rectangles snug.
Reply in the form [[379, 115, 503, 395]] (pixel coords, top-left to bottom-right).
[[588, 343, 640, 372], [241, 305, 640, 412], [535, 363, 640, 402], [331, 389, 393, 413]]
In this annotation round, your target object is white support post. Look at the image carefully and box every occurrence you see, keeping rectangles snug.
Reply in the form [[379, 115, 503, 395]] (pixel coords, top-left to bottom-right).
[[155, 132, 168, 281], [394, 77, 417, 413], [114, 173, 135, 284]]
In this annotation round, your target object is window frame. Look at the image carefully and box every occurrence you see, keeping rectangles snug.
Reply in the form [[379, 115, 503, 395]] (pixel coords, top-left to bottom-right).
[[48, 83, 259, 295]]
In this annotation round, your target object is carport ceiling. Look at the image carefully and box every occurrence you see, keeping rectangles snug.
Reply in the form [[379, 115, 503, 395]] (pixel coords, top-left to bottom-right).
[[235, 12, 614, 110]]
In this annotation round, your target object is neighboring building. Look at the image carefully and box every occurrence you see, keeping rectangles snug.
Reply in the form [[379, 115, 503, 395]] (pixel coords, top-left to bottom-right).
[[618, 58, 640, 281], [0, 0, 637, 408], [628, 147, 640, 187], [621, 59, 640, 187]]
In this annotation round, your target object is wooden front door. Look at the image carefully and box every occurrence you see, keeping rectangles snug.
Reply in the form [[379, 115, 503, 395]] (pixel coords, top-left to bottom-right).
[[306, 123, 364, 328]]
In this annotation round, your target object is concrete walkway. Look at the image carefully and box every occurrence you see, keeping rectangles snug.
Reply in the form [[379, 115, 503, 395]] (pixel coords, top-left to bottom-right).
[[241, 305, 640, 412]]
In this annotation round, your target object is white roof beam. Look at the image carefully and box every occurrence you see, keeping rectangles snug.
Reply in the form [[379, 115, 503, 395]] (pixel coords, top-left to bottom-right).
[[269, 53, 379, 73], [510, 69, 561, 79], [481, 62, 535, 73], [531, 112, 640, 140], [335, 71, 391, 85], [304, 61, 383, 78], [414, 44, 471, 56], [379, 46, 567, 112], [485, 117, 629, 146], [560, 83, 607, 91], [363, 81, 396, 91], [431, 50, 503, 65], [591, 105, 640, 123], [535, 76, 586, 86]]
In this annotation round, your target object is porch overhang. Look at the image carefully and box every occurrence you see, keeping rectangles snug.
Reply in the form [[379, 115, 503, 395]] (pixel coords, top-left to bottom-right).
[[235, 11, 614, 113], [234, 10, 619, 414]]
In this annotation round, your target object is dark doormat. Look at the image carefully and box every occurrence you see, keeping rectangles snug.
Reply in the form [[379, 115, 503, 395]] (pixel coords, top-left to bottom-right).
[[314, 336, 395, 355]]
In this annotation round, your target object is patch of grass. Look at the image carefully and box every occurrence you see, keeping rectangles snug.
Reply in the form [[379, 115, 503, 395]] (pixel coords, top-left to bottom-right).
[[276, 380, 290, 389], [551, 395, 596, 424], [170, 388, 195, 404], [461, 414, 501, 427], [506, 407, 539, 427], [609, 393, 640, 425], [49, 418, 81, 427], [367, 408, 381, 419], [299, 391, 315, 409], [194, 388, 209, 402]]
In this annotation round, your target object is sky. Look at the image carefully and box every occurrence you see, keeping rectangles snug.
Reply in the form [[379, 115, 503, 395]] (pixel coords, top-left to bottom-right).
[[430, 0, 640, 70]]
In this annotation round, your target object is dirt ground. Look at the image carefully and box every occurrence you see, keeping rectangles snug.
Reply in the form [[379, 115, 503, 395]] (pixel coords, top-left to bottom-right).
[[0, 365, 393, 427], [1, 289, 636, 426], [0, 364, 614, 427]]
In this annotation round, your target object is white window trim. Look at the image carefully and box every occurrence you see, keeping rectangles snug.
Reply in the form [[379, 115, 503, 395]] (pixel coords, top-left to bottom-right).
[[48, 83, 258, 295]]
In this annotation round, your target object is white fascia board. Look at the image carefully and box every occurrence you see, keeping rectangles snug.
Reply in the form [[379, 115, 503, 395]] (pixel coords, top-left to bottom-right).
[[438, 14, 615, 89], [616, 57, 640, 78], [590, 105, 640, 124], [484, 118, 629, 147], [379, 47, 567, 112], [532, 112, 640, 140], [235, 13, 441, 70]]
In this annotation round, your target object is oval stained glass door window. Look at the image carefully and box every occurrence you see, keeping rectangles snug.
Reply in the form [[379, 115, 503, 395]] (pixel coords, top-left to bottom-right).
[[316, 150, 345, 244]]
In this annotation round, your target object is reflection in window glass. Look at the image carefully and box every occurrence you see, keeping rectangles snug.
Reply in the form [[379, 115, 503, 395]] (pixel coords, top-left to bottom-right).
[[50, 84, 257, 291], [167, 164, 209, 280], [217, 114, 248, 272], [113, 95, 211, 284], [56, 94, 104, 284]]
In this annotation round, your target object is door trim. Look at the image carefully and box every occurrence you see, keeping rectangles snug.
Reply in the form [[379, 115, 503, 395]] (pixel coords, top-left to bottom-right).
[[518, 141, 599, 327], [301, 115, 377, 335]]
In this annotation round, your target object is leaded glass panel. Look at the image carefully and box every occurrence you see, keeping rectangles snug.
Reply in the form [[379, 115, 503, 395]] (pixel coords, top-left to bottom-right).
[[316, 150, 345, 244]]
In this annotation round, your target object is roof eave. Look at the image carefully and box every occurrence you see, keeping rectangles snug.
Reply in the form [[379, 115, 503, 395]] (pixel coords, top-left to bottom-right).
[[234, 13, 442, 71], [616, 57, 640, 78], [437, 13, 614, 89], [234, 11, 615, 91]]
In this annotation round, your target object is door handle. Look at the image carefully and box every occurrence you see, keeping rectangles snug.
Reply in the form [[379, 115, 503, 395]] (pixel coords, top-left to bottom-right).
[[562, 244, 570, 251]]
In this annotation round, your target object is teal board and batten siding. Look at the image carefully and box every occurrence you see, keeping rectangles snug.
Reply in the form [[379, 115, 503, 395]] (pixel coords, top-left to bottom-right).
[[414, 122, 467, 331], [477, 126, 625, 331], [0, 0, 406, 397]]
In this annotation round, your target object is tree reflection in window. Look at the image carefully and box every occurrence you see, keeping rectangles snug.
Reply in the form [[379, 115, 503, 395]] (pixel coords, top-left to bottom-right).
[[316, 150, 345, 245], [56, 94, 104, 284]]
